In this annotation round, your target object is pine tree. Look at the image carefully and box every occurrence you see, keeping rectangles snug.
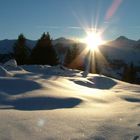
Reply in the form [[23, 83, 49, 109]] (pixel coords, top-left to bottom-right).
[[13, 34, 30, 65], [122, 62, 136, 83], [129, 62, 136, 83], [122, 64, 129, 81], [31, 32, 58, 65], [64, 43, 79, 68], [64, 46, 73, 67]]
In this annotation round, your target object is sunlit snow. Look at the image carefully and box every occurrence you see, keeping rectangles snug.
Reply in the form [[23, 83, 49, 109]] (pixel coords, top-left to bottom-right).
[[0, 63, 139, 140]]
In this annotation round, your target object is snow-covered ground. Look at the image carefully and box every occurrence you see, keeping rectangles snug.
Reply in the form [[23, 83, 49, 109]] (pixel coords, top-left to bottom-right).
[[0, 64, 140, 140]]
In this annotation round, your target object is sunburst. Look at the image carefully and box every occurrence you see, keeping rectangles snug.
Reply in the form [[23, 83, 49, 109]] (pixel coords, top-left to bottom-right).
[[83, 30, 104, 50]]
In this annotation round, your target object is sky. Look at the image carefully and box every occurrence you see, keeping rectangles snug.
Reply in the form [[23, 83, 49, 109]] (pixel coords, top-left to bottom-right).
[[0, 0, 140, 41]]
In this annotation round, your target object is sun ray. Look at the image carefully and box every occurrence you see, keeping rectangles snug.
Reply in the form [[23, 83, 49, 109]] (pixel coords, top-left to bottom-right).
[[69, 1, 113, 76], [81, 29, 104, 51]]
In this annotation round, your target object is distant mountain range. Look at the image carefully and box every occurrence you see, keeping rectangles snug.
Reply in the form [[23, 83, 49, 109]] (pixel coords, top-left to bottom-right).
[[107, 36, 140, 48], [0, 39, 35, 54], [0, 37, 75, 54], [99, 36, 140, 65], [0, 36, 140, 65], [0, 36, 140, 52]]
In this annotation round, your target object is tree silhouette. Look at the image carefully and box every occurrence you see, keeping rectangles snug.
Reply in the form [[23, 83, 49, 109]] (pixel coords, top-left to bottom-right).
[[122, 62, 136, 83], [64, 43, 79, 68], [13, 34, 30, 65], [31, 32, 58, 65]]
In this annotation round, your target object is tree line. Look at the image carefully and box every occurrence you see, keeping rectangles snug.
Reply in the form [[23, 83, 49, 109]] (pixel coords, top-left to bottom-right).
[[12, 32, 81, 67]]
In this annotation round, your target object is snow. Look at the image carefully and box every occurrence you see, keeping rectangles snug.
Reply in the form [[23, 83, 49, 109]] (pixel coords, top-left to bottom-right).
[[0, 65, 140, 140], [4, 59, 17, 67], [0, 66, 13, 77]]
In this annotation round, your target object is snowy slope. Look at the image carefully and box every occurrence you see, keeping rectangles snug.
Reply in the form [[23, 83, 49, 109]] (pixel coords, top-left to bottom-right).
[[100, 36, 140, 65], [0, 65, 140, 140], [53, 37, 75, 46], [0, 39, 15, 53], [107, 36, 137, 48]]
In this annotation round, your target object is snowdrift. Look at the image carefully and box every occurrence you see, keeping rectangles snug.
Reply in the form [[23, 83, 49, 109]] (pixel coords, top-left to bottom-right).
[[0, 65, 140, 140]]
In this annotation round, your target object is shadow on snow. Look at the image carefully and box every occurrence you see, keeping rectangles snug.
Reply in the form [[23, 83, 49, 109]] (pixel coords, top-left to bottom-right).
[[0, 78, 43, 95], [71, 76, 117, 89], [0, 96, 82, 111], [124, 97, 140, 103]]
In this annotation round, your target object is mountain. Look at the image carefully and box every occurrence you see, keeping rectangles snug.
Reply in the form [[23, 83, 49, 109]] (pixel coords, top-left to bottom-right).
[[26, 39, 37, 49], [0, 39, 15, 54], [107, 36, 138, 48], [99, 36, 140, 65], [0, 36, 140, 65], [0, 39, 36, 54], [53, 37, 75, 46], [0, 37, 75, 54]]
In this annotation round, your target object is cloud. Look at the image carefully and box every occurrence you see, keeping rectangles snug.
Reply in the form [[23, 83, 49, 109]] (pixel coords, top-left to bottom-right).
[[67, 26, 82, 30], [36, 25, 61, 29]]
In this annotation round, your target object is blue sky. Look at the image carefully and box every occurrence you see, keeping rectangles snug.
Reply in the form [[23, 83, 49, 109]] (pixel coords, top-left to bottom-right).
[[0, 0, 140, 40]]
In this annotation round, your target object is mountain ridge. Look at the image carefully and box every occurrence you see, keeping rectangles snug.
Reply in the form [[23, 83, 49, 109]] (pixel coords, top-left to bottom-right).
[[0, 37, 75, 54], [0, 36, 140, 65]]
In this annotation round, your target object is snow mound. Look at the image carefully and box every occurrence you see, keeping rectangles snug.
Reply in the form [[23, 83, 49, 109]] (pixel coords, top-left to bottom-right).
[[22, 65, 50, 73], [3, 59, 24, 71], [70, 75, 117, 90], [22, 65, 81, 77], [0, 66, 12, 77], [89, 76, 117, 89], [0, 77, 43, 95], [4, 59, 17, 67]]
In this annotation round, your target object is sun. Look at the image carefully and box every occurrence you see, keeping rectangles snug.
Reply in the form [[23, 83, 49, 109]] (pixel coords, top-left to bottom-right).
[[83, 30, 104, 50]]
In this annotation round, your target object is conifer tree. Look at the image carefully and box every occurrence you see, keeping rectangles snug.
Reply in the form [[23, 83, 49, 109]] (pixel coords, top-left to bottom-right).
[[122, 62, 136, 83], [129, 62, 136, 83], [31, 32, 58, 65], [13, 34, 30, 65], [64, 43, 79, 67]]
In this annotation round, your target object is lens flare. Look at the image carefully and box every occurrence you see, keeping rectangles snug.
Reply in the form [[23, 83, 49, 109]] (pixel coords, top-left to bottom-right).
[[83, 30, 104, 50]]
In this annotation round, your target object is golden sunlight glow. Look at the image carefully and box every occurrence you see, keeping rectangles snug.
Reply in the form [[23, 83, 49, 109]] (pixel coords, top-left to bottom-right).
[[83, 30, 104, 50]]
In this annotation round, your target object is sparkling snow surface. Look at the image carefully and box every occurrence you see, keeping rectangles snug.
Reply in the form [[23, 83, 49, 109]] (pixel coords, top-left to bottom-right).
[[0, 65, 140, 140]]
